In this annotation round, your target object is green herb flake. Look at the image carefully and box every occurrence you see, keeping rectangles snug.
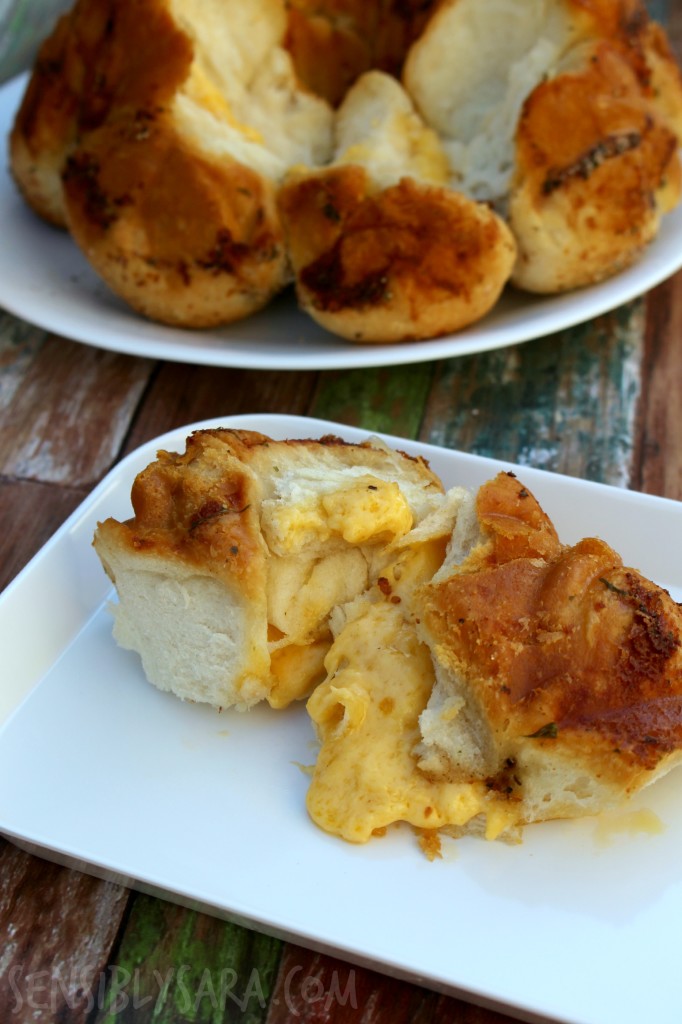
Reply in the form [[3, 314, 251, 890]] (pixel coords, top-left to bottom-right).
[[599, 577, 630, 598]]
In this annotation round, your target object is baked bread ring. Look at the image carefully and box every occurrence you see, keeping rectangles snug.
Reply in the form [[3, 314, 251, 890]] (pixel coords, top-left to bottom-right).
[[9, 0, 682, 340]]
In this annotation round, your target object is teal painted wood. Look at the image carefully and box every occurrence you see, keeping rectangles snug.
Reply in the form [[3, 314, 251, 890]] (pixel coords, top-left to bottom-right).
[[420, 301, 645, 487], [310, 363, 435, 439], [92, 893, 282, 1024]]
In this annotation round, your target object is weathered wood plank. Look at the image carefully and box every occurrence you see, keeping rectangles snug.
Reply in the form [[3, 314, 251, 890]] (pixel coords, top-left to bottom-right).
[[265, 946, 516, 1024], [632, 271, 682, 501], [121, 363, 320, 457], [420, 301, 645, 487], [0, 314, 153, 487], [0, 838, 129, 1024], [0, 478, 89, 591], [90, 892, 281, 1024]]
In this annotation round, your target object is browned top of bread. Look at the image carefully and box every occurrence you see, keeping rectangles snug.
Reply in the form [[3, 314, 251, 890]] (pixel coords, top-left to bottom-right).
[[419, 471, 682, 790], [278, 164, 516, 342], [118, 429, 270, 598]]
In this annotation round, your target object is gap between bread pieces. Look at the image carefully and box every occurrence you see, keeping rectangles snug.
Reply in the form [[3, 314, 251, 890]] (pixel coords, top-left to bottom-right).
[[93, 429, 682, 857]]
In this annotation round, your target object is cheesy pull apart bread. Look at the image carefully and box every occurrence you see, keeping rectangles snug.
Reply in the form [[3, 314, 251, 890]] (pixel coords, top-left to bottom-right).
[[93, 428, 447, 711], [10, 0, 682, 342], [307, 469, 682, 847], [94, 431, 682, 847]]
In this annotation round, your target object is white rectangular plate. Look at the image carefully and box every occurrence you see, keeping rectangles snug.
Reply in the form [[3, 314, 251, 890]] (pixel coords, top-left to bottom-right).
[[2, 414, 682, 1024]]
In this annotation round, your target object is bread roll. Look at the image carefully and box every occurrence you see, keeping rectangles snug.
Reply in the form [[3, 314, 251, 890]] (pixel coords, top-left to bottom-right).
[[93, 427, 445, 711], [404, 0, 682, 293], [10, 0, 682, 340], [278, 71, 517, 343], [11, 0, 334, 328], [416, 471, 682, 828]]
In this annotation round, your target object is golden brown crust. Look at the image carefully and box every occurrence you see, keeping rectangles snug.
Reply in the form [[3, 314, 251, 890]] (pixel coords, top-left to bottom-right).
[[278, 165, 516, 343], [510, 33, 682, 293], [11, 0, 292, 328], [9, 12, 80, 226], [105, 429, 268, 600], [107, 427, 442, 586], [62, 116, 288, 327], [420, 471, 682, 795]]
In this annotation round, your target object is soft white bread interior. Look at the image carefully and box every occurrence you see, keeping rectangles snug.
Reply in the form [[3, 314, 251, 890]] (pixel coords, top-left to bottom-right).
[[415, 471, 682, 830], [93, 428, 446, 711], [404, 0, 580, 205]]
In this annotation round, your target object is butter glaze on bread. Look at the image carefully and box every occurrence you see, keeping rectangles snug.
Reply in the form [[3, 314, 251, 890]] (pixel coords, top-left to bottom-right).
[[416, 472, 682, 827], [12, 0, 332, 328], [278, 72, 517, 343]]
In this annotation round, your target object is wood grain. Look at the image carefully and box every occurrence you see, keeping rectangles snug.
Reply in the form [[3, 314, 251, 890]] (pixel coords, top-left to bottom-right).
[[90, 893, 281, 1024], [310, 363, 435, 438], [0, 315, 153, 487], [0, 838, 128, 1024], [121, 363, 320, 457], [632, 271, 682, 500], [420, 300, 646, 487], [0, 479, 88, 591]]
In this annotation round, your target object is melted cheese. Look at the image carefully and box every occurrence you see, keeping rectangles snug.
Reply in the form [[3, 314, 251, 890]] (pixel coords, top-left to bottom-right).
[[262, 477, 414, 555], [185, 64, 264, 143], [306, 542, 523, 843], [268, 638, 329, 709]]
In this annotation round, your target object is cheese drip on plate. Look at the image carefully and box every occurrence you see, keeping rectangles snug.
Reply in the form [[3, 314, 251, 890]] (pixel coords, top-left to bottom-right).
[[306, 534, 523, 844]]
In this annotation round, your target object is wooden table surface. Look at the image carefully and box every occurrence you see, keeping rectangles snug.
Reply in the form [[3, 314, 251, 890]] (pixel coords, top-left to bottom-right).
[[1, 3, 682, 1023]]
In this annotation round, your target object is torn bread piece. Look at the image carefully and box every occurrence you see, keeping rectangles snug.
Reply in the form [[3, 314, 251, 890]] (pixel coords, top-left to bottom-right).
[[93, 427, 445, 711], [415, 471, 682, 833]]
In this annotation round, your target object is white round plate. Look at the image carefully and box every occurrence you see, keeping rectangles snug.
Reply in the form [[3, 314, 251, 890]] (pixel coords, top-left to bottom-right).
[[2, 73, 682, 370]]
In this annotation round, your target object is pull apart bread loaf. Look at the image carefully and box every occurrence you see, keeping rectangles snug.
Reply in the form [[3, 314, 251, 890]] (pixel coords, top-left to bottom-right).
[[94, 430, 682, 848], [10, 0, 682, 341]]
